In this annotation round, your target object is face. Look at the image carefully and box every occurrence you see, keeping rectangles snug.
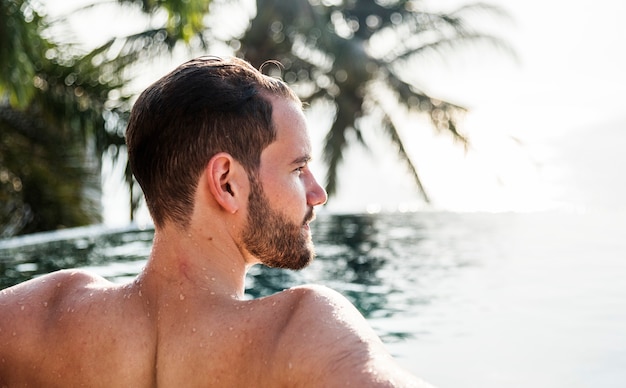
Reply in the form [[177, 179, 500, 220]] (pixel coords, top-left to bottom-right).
[[241, 96, 327, 269]]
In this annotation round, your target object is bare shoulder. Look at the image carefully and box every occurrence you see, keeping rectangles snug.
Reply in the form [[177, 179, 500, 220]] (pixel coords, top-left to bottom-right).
[[0, 269, 107, 305], [0, 271, 154, 386], [0, 269, 109, 340], [270, 284, 433, 387]]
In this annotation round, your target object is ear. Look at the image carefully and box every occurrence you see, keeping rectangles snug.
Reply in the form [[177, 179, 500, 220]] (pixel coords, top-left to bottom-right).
[[205, 153, 246, 214]]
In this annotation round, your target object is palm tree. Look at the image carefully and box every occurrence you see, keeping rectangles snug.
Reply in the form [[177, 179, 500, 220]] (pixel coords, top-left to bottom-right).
[[235, 0, 512, 199], [0, 0, 110, 235], [0, 0, 213, 236]]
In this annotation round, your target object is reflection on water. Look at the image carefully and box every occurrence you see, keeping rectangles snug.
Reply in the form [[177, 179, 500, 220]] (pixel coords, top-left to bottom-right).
[[0, 213, 474, 344], [247, 214, 410, 326], [0, 225, 154, 289], [1, 214, 460, 331]]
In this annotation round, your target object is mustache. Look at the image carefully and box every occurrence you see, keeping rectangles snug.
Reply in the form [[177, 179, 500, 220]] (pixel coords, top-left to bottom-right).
[[304, 208, 315, 224]]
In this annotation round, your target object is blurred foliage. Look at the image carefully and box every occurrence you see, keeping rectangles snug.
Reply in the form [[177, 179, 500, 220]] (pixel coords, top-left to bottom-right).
[[0, 0, 212, 236], [1, 0, 109, 236], [1, 0, 510, 236]]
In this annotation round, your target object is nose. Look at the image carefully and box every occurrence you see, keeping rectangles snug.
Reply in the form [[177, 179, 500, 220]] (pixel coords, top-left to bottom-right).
[[307, 173, 327, 207]]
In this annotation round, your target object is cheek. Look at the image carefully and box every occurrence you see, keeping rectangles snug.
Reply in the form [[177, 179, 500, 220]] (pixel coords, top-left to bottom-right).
[[259, 176, 286, 199], [280, 179, 307, 204], [259, 171, 308, 212], [273, 179, 308, 215]]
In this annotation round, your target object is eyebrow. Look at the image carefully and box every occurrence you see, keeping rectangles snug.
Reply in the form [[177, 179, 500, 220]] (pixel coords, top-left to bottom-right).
[[290, 155, 312, 165]]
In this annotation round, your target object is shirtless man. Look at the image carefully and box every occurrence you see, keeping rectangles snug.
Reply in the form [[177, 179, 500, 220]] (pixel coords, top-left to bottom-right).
[[0, 57, 429, 387]]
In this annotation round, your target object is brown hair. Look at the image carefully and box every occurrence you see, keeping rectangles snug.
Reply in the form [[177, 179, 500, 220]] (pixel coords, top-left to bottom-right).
[[125, 56, 299, 228]]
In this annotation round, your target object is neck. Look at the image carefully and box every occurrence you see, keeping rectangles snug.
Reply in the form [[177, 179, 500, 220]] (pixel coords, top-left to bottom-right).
[[138, 222, 252, 301]]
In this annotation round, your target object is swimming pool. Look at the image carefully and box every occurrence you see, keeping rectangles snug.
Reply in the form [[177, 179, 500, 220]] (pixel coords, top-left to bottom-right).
[[1, 211, 625, 387]]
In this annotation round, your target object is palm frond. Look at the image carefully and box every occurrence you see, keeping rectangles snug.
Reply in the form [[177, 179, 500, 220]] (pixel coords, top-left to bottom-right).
[[381, 67, 468, 143], [379, 113, 430, 202], [322, 90, 364, 196]]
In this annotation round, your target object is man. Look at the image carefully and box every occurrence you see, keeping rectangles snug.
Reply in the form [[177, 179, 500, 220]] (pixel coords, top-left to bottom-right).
[[0, 57, 430, 387]]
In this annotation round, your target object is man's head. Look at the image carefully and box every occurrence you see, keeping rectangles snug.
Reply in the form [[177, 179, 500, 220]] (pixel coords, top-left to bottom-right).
[[126, 56, 300, 228]]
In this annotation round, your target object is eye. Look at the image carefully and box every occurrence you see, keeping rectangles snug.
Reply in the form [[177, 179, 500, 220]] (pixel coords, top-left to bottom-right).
[[294, 164, 308, 175], [292, 156, 312, 175]]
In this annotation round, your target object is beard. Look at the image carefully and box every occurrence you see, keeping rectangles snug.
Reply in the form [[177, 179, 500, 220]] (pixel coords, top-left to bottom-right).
[[242, 177, 315, 270]]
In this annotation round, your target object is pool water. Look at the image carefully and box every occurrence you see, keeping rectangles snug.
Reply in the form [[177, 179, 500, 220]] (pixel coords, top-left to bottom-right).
[[1, 211, 625, 388]]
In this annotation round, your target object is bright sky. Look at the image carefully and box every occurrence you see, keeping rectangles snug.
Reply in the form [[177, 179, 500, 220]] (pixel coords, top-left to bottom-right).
[[327, 0, 626, 214], [43, 0, 626, 222]]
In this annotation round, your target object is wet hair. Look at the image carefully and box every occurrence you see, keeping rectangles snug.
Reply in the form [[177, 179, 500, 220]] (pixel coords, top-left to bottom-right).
[[125, 56, 300, 228]]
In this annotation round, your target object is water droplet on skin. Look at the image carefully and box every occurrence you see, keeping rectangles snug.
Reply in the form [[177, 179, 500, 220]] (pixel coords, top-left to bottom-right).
[[272, 301, 277, 306], [192, 328, 197, 333], [20, 305, 25, 311], [211, 277, 216, 281], [209, 332, 214, 336], [138, 290, 143, 297], [228, 327, 233, 331], [288, 362, 293, 369], [43, 302, 48, 307], [89, 293, 94, 297], [179, 294, 185, 301]]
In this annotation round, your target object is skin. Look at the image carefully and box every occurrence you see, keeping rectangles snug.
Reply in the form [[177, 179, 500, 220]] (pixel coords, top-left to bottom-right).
[[0, 96, 430, 387]]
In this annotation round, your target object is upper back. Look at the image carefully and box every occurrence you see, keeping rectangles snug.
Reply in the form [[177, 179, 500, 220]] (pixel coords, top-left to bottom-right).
[[0, 272, 421, 387], [0, 270, 301, 387]]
